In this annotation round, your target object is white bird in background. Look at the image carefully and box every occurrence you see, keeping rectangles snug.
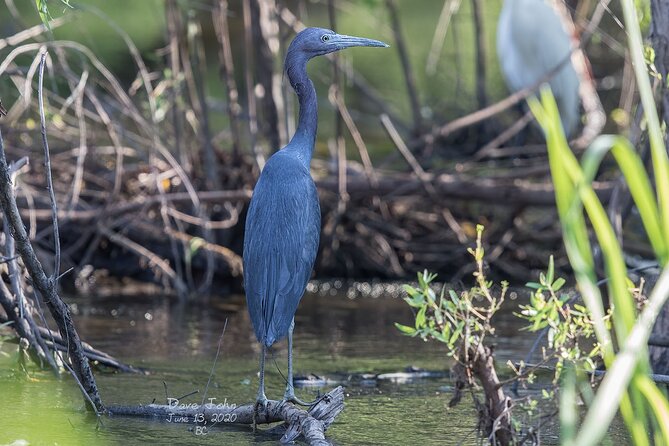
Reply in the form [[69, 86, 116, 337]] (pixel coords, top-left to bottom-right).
[[497, 0, 581, 137]]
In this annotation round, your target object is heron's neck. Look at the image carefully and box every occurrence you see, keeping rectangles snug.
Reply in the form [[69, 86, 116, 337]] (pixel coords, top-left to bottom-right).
[[286, 57, 317, 167]]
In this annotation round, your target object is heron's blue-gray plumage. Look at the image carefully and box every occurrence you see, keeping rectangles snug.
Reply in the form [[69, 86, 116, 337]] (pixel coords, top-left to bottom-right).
[[243, 152, 320, 347], [243, 28, 326, 348]]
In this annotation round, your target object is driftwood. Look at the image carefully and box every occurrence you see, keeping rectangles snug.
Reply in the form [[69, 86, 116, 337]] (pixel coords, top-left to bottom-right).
[[107, 386, 345, 445]]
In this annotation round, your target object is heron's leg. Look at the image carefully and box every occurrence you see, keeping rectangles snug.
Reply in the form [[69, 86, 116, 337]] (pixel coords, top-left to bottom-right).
[[256, 344, 269, 409], [282, 319, 314, 406]]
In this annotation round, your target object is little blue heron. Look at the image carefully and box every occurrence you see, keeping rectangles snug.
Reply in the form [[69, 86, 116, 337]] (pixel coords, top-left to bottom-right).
[[497, 0, 580, 137], [243, 27, 388, 409]]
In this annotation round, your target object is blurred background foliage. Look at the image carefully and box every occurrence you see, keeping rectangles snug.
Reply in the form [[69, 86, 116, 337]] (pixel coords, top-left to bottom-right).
[[2, 0, 560, 158]]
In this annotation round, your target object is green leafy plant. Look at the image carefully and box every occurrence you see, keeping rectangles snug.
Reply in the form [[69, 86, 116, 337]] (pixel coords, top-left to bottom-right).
[[519, 256, 609, 380], [526, 1, 669, 442], [396, 225, 507, 356], [396, 226, 655, 445], [396, 226, 516, 444]]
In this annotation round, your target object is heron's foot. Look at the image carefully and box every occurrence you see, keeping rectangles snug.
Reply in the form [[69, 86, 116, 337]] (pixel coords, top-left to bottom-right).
[[252, 394, 269, 431], [282, 386, 317, 407], [254, 394, 269, 413]]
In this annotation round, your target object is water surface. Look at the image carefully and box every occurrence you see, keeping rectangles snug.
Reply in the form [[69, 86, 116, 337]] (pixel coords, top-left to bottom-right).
[[0, 285, 621, 445]]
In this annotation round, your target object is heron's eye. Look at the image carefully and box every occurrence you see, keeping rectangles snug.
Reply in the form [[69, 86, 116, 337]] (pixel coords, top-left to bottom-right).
[[320, 34, 331, 43]]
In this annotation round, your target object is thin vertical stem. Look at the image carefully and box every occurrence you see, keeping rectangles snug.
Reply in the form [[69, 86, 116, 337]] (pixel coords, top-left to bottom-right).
[[188, 15, 220, 190], [243, 0, 265, 170], [37, 49, 59, 281], [69, 70, 88, 211], [213, 0, 243, 157], [386, 0, 422, 134], [328, 0, 348, 211], [471, 0, 487, 109], [426, 0, 462, 75], [251, 0, 281, 152], [166, 0, 185, 167]]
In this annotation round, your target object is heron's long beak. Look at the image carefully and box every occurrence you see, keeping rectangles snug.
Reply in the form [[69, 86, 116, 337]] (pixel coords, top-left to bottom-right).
[[333, 34, 389, 49]]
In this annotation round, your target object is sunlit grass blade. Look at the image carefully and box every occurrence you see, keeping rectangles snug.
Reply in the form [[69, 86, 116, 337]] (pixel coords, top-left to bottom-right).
[[636, 375, 669, 442], [527, 94, 612, 356], [530, 88, 665, 445], [528, 97, 595, 273], [560, 365, 577, 445], [620, 0, 669, 244], [531, 89, 636, 340], [582, 135, 668, 264], [573, 267, 669, 445], [35, 0, 52, 30]]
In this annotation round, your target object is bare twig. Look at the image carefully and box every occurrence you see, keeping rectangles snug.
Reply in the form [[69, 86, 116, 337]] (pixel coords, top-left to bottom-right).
[[426, 0, 462, 75], [37, 50, 60, 280], [471, 0, 487, 110], [381, 114, 468, 243], [98, 224, 189, 296]]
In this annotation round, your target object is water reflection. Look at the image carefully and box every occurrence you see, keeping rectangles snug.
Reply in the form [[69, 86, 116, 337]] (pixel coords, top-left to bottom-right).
[[74, 284, 536, 369]]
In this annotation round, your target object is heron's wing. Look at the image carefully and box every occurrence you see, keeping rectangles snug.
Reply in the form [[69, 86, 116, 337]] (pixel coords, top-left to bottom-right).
[[243, 159, 320, 347]]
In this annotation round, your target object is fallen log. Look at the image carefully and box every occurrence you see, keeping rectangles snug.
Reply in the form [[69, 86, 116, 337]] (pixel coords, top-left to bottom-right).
[[317, 173, 615, 206], [107, 386, 345, 445], [18, 189, 252, 221], [18, 173, 616, 224]]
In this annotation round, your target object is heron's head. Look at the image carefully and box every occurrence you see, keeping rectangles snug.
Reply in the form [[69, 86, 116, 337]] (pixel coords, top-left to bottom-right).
[[287, 27, 388, 60]]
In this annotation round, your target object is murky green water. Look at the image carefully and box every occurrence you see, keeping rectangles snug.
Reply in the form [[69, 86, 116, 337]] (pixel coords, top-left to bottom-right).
[[0, 287, 625, 445]]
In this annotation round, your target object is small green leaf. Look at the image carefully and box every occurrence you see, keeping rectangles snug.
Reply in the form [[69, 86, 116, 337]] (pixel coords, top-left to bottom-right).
[[442, 323, 451, 340], [402, 284, 418, 297], [449, 290, 460, 305], [552, 277, 566, 291], [407, 293, 426, 308], [547, 255, 555, 284], [189, 237, 206, 259], [395, 323, 416, 335], [36, 0, 51, 29], [449, 322, 464, 346], [415, 306, 427, 329]]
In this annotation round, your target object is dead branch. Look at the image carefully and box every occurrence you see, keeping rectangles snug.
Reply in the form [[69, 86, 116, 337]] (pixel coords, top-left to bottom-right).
[[317, 172, 614, 206], [0, 128, 103, 412]]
